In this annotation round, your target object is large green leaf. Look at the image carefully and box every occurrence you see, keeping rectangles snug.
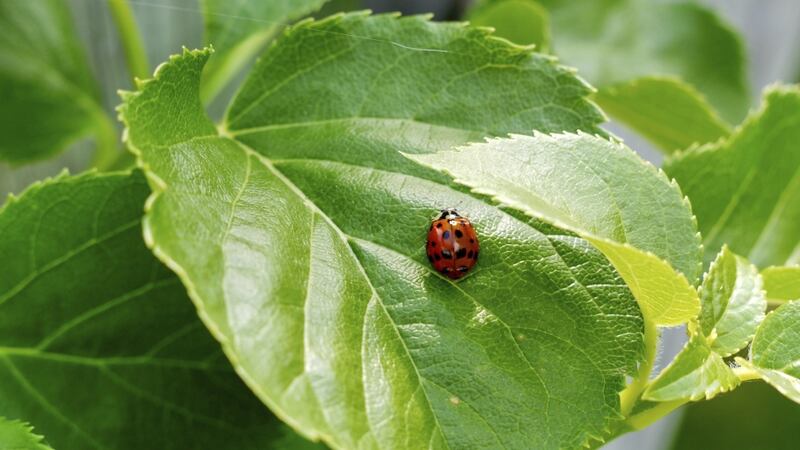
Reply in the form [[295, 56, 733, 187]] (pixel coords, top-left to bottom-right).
[[0, 418, 52, 450], [121, 13, 644, 449], [0, 171, 308, 449], [410, 132, 702, 326], [762, 266, 800, 304], [200, 0, 329, 101], [593, 77, 730, 153], [665, 86, 800, 268], [0, 0, 114, 164], [736, 301, 800, 403]]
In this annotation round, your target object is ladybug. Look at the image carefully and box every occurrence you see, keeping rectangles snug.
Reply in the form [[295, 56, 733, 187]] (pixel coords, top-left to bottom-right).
[[426, 209, 479, 280]]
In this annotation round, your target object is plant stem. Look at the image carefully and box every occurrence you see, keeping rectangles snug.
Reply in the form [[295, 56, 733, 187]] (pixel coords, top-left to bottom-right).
[[90, 109, 120, 170], [107, 0, 149, 83], [619, 318, 658, 417], [626, 399, 687, 430]]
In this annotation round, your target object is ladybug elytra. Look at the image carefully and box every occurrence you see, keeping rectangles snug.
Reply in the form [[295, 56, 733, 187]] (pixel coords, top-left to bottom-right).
[[426, 209, 479, 280]]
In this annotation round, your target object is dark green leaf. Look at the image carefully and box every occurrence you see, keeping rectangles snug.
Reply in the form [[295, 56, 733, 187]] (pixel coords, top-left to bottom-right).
[[0, 0, 114, 164], [0, 171, 311, 449], [121, 13, 643, 449]]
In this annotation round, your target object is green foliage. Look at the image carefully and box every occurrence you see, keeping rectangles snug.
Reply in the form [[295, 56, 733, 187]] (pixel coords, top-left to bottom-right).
[[665, 87, 800, 268], [410, 132, 702, 326], [593, 77, 730, 153], [0, 418, 52, 450], [472, 0, 748, 152], [468, 0, 550, 52], [644, 331, 739, 402], [200, 0, 330, 101], [762, 266, 800, 303], [0, 0, 114, 164], [0, 171, 307, 449], [536, 0, 749, 122], [119, 12, 647, 448], [736, 301, 800, 403], [644, 248, 765, 401]]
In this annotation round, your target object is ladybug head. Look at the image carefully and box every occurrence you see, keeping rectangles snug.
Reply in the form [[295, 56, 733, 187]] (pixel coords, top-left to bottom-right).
[[438, 208, 461, 220]]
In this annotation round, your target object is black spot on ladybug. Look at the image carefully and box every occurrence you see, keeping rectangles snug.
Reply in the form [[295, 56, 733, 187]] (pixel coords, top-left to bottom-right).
[[468, 250, 473, 259], [455, 229, 463, 238], [443, 230, 451, 240], [456, 248, 467, 258], [457, 266, 469, 272], [436, 222, 443, 229], [427, 255, 434, 263], [473, 251, 479, 260], [430, 241, 436, 247], [441, 267, 452, 274], [435, 254, 441, 261], [469, 238, 474, 244], [441, 250, 452, 259]]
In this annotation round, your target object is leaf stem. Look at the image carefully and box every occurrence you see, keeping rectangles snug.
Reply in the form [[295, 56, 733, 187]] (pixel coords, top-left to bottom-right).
[[625, 399, 687, 430], [733, 365, 761, 382], [107, 0, 149, 83], [620, 318, 658, 416]]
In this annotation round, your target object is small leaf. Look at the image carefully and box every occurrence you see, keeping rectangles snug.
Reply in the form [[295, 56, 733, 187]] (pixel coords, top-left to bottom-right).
[[593, 77, 730, 153], [643, 330, 739, 402], [468, 0, 550, 51], [0, 171, 306, 449], [0, 418, 53, 450], [0, 0, 114, 164], [410, 132, 702, 325], [200, 0, 329, 100], [122, 13, 644, 449], [665, 86, 800, 268], [762, 266, 800, 303], [698, 246, 766, 357], [737, 300, 800, 404]]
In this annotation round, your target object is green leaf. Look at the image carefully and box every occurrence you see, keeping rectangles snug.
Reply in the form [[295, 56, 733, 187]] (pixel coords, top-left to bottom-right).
[[121, 13, 643, 449], [535, 0, 749, 124], [736, 300, 800, 403], [642, 247, 765, 401], [0, 418, 52, 450], [643, 330, 739, 402], [593, 77, 730, 153], [762, 266, 800, 303], [200, 0, 329, 101], [665, 86, 800, 268], [410, 132, 702, 326], [0, 0, 114, 164], [0, 171, 307, 449], [468, 0, 550, 52], [698, 246, 766, 357]]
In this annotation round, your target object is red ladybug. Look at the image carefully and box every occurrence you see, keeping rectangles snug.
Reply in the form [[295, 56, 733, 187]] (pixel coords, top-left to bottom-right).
[[426, 209, 479, 280]]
